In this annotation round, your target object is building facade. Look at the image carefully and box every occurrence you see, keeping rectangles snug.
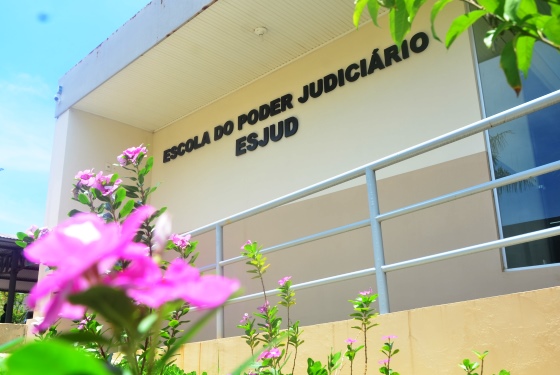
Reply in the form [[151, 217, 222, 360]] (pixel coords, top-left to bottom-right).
[[47, 0, 560, 340]]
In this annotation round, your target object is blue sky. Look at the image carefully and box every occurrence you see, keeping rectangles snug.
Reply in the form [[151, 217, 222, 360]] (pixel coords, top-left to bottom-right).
[[0, 0, 149, 235]]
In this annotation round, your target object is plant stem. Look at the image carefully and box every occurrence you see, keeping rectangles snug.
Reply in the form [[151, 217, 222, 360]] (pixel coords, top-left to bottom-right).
[[363, 321, 368, 375], [291, 346, 299, 375]]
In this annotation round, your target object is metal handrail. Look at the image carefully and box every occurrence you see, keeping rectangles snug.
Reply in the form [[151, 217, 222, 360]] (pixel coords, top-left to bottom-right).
[[184, 89, 560, 338]]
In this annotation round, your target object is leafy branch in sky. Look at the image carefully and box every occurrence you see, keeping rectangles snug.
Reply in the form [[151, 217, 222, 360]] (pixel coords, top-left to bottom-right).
[[354, 0, 560, 94]]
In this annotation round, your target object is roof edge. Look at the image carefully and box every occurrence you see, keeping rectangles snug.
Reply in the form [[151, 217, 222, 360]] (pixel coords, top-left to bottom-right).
[[55, 0, 216, 118]]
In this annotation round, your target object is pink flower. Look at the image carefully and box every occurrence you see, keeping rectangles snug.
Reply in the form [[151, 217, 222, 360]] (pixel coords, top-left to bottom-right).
[[378, 359, 389, 365], [345, 338, 357, 344], [170, 233, 191, 249], [117, 144, 148, 166], [24, 207, 155, 330], [240, 313, 250, 324], [24, 225, 49, 240], [116, 258, 239, 309], [25, 225, 38, 237], [93, 172, 123, 196], [24, 205, 238, 332], [75, 169, 97, 187], [240, 240, 252, 250], [382, 335, 397, 340], [77, 319, 88, 330], [257, 300, 269, 314], [359, 288, 373, 296], [278, 276, 291, 286], [259, 347, 281, 360], [168, 260, 239, 309]]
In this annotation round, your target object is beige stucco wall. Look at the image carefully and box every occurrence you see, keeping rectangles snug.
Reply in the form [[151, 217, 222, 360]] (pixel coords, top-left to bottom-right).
[[178, 286, 560, 375], [150, 2, 483, 232], [46, 108, 154, 227]]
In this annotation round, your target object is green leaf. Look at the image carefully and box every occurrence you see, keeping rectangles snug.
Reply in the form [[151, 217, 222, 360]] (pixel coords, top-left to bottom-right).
[[126, 191, 140, 199], [78, 193, 90, 205], [109, 173, 119, 185], [68, 286, 140, 335], [498, 370, 511, 375], [5, 339, 112, 375], [16, 232, 27, 241], [119, 199, 136, 219], [138, 313, 158, 334], [515, 35, 535, 78], [551, 3, 560, 18], [390, 0, 411, 48], [168, 319, 180, 328], [114, 186, 126, 204], [477, 0, 499, 13], [431, 0, 454, 41], [156, 309, 218, 370], [58, 331, 111, 346], [544, 17, 560, 45], [445, 10, 488, 48], [123, 185, 139, 192], [500, 40, 522, 95], [68, 209, 82, 217], [367, 0, 381, 27], [139, 156, 154, 177], [15, 240, 27, 248], [353, 0, 369, 28], [516, 0, 536, 20], [406, 0, 428, 25], [504, 0, 521, 21]]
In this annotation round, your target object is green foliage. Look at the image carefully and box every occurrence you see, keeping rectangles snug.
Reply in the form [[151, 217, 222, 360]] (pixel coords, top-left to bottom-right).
[[5, 339, 113, 375], [354, 0, 560, 94], [349, 291, 379, 375], [241, 241, 270, 279], [306, 358, 328, 375], [326, 350, 342, 375], [0, 292, 28, 324], [379, 336, 399, 375], [459, 350, 510, 375]]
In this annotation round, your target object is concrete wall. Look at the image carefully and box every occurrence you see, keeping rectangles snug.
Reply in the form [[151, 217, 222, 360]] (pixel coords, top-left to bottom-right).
[[178, 286, 560, 375], [0, 323, 27, 348], [45, 109, 154, 228]]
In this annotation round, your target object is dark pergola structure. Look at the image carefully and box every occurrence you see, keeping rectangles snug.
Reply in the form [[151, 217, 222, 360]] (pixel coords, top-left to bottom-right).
[[0, 235, 38, 323]]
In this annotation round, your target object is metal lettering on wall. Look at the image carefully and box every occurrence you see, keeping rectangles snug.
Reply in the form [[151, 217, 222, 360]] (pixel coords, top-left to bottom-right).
[[163, 32, 429, 163]]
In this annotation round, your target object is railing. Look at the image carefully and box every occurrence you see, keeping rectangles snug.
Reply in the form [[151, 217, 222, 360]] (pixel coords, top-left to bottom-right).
[[185, 89, 560, 338]]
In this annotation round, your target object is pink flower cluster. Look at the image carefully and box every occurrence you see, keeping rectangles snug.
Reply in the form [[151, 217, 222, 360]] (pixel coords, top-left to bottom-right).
[[25, 225, 49, 239], [278, 276, 291, 286], [239, 312, 251, 324], [382, 335, 397, 340], [359, 288, 373, 296], [170, 233, 191, 249], [24, 206, 239, 332], [117, 144, 147, 167], [258, 347, 281, 360], [75, 169, 122, 196], [257, 300, 270, 314], [345, 338, 357, 344], [240, 240, 252, 250]]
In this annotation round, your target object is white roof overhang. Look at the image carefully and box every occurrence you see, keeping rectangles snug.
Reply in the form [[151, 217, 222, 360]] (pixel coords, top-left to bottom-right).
[[57, 0, 384, 132]]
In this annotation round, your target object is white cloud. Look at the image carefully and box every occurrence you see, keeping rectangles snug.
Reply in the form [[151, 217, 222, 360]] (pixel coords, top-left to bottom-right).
[[0, 73, 52, 100]]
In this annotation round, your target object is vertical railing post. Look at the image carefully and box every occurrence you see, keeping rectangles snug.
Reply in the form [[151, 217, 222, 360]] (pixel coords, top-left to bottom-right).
[[215, 224, 224, 338], [365, 168, 390, 314]]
